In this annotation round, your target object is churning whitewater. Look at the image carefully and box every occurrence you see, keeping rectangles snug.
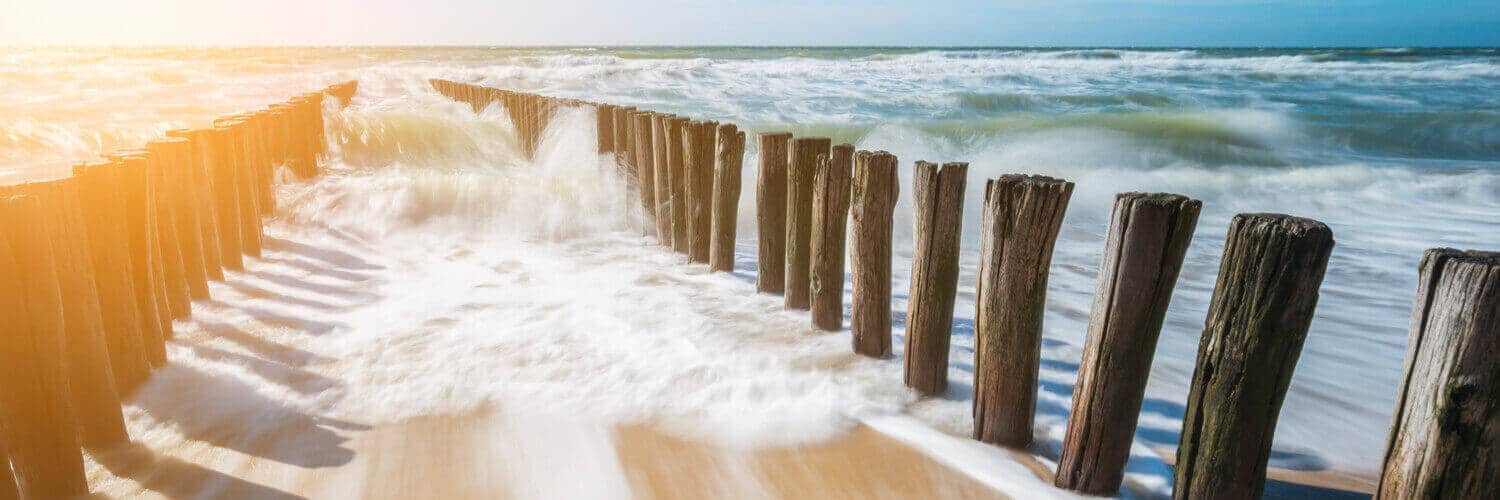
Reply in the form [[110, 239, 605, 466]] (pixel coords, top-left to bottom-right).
[[3, 47, 1498, 498]]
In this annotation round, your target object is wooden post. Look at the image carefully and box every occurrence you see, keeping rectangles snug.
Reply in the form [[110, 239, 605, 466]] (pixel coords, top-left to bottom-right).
[[1174, 213, 1333, 500], [307, 92, 329, 164], [652, 114, 674, 242], [597, 104, 616, 153], [850, 151, 900, 357], [247, 113, 276, 216], [904, 161, 969, 395], [27, 181, 130, 448], [709, 123, 747, 272], [0, 195, 90, 499], [973, 174, 1074, 447], [145, 143, 193, 320], [755, 132, 792, 293], [1055, 193, 1201, 495], [611, 106, 635, 195], [1377, 249, 1499, 499], [117, 154, 171, 367], [522, 95, 536, 157], [218, 118, 264, 258], [290, 95, 321, 178], [683, 120, 720, 263], [809, 145, 854, 330], [167, 128, 225, 281], [71, 162, 153, 392], [784, 137, 831, 309], [207, 126, 246, 270], [633, 112, 657, 238], [150, 138, 210, 302], [667, 116, 690, 254]]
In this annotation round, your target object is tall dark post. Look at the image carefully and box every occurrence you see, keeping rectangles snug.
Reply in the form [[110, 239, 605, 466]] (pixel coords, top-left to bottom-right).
[[809, 145, 854, 331], [849, 151, 900, 357], [755, 132, 792, 293], [904, 162, 968, 395], [784, 137, 831, 309], [1174, 214, 1334, 500], [1055, 193, 1201, 495], [973, 174, 1073, 448], [1377, 249, 1499, 499]]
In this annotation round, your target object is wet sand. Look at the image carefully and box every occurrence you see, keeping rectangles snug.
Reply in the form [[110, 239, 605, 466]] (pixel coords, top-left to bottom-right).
[[86, 411, 1009, 499]]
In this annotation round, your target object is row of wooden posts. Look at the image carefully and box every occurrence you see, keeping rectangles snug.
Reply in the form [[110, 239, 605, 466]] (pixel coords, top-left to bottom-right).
[[436, 79, 1492, 499], [0, 80, 357, 499]]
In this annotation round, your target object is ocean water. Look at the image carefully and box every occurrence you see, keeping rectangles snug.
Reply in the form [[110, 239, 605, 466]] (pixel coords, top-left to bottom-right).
[[4, 47, 1498, 498]]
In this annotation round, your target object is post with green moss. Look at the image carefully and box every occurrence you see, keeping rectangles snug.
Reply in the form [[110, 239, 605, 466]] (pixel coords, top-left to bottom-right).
[[1376, 248, 1499, 499], [1173, 213, 1334, 500]]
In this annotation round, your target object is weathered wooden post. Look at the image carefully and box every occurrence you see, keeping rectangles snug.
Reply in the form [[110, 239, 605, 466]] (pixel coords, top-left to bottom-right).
[[226, 118, 265, 256], [524, 95, 539, 157], [291, 94, 322, 178], [667, 116, 691, 254], [144, 143, 193, 320], [612, 106, 635, 199], [785, 137, 831, 309], [652, 114, 674, 242], [683, 120, 720, 263], [1055, 192, 1201, 495], [709, 123, 746, 272], [72, 161, 152, 392], [117, 154, 171, 366], [206, 126, 246, 270], [28, 181, 130, 448], [904, 162, 969, 395], [150, 138, 210, 302], [0, 195, 90, 499], [247, 113, 276, 216], [1174, 213, 1334, 500], [633, 112, 658, 238], [308, 92, 331, 171], [597, 104, 616, 153], [167, 128, 225, 281], [850, 151, 900, 356], [809, 145, 854, 330], [973, 174, 1073, 447], [755, 132, 793, 293], [1377, 248, 1499, 499]]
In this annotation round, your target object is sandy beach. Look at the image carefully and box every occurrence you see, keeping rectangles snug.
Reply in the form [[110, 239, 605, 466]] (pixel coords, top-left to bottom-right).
[[86, 410, 1008, 499]]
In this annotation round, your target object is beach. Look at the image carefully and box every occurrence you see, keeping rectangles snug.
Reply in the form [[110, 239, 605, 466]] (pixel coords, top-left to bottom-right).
[[1, 46, 1495, 498]]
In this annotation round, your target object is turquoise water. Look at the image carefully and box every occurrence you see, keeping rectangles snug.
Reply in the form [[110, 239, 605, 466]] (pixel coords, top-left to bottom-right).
[[3, 46, 1497, 495]]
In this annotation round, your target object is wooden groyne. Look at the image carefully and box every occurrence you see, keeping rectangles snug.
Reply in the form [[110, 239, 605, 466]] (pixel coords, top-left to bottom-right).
[[428, 78, 1497, 498], [0, 80, 356, 498]]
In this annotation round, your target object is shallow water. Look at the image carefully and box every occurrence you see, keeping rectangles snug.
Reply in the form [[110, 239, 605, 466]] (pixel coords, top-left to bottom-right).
[[6, 46, 1499, 498]]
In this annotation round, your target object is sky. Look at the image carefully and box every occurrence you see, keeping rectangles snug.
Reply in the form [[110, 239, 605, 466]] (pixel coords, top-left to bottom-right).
[[1, 0, 1496, 47]]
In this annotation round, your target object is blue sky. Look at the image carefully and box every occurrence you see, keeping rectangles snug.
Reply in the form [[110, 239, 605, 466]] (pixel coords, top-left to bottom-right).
[[1, 0, 1497, 46]]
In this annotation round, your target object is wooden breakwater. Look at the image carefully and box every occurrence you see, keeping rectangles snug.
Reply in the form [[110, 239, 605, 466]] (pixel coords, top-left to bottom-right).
[[0, 80, 357, 498], [429, 79, 1497, 498]]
